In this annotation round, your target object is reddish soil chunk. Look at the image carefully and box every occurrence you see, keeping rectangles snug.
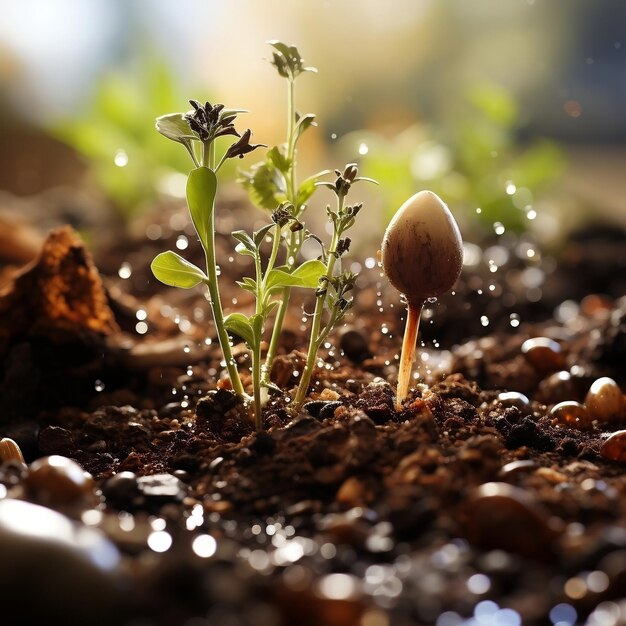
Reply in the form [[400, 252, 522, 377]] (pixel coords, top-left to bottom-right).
[[0, 226, 118, 351]]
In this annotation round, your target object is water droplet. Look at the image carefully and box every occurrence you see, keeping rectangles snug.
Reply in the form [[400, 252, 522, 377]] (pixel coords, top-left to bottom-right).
[[505, 181, 516, 195], [146, 224, 162, 240], [135, 321, 148, 335], [136, 308, 147, 321], [183, 344, 191, 354], [330, 133, 337, 140], [494, 222, 505, 235], [147, 530, 172, 553], [176, 235, 189, 250], [94, 379, 105, 392], [358, 142, 369, 155], [118, 262, 132, 279], [114, 149, 128, 167], [480, 316, 489, 327]]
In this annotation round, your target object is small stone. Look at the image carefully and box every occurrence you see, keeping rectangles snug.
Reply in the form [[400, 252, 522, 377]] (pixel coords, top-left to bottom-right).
[[304, 400, 342, 419], [38, 426, 74, 456], [336, 476, 367, 507], [102, 471, 140, 509], [339, 326, 371, 363], [600, 430, 626, 462], [25, 455, 97, 513], [319, 388, 341, 401], [536, 370, 577, 404], [585, 377, 624, 422], [136, 473, 187, 504], [521, 337, 566, 374], [496, 391, 530, 411], [0, 498, 121, 625], [551, 401, 592, 430], [535, 466, 567, 484], [463, 482, 560, 560], [499, 459, 538, 478]]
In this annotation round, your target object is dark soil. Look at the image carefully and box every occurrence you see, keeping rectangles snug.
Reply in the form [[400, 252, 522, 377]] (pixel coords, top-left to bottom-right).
[[1, 207, 626, 626]]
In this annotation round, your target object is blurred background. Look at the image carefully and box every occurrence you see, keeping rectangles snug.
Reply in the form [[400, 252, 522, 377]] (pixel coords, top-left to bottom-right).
[[1, 0, 625, 292]]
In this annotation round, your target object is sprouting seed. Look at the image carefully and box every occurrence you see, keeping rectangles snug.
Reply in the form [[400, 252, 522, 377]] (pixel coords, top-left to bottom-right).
[[381, 191, 463, 410]]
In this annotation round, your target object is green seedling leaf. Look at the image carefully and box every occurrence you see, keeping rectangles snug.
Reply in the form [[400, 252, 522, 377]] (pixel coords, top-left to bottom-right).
[[294, 114, 316, 143], [239, 162, 287, 210], [186, 167, 217, 251], [151, 251, 207, 289], [155, 113, 196, 143], [253, 223, 275, 247], [267, 146, 291, 174], [297, 170, 329, 208], [354, 176, 379, 185], [232, 230, 256, 252], [224, 313, 256, 348], [236, 277, 257, 294], [291, 259, 327, 285], [268, 41, 317, 78], [250, 313, 264, 340], [265, 259, 326, 293]]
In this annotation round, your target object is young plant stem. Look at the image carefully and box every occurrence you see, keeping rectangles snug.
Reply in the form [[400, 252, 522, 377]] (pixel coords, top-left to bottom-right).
[[262, 77, 299, 385], [251, 252, 264, 429], [395, 302, 424, 410], [201, 143, 245, 401], [203, 245, 246, 400], [292, 200, 343, 409]]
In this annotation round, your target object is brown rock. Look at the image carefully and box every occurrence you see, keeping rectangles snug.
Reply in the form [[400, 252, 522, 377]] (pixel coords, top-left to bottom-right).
[[550, 401, 592, 430], [600, 430, 626, 462], [462, 482, 561, 560], [25, 455, 97, 514], [521, 337, 566, 374], [585, 377, 623, 423], [536, 370, 577, 404], [0, 226, 118, 354]]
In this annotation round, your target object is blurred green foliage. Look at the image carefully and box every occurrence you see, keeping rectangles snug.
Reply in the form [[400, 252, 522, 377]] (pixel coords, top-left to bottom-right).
[[348, 83, 565, 234], [53, 59, 198, 219]]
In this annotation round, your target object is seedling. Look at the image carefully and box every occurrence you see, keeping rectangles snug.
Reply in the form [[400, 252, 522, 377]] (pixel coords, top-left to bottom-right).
[[151, 42, 374, 428], [293, 164, 377, 409], [240, 41, 328, 392], [151, 99, 265, 406], [381, 191, 463, 410]]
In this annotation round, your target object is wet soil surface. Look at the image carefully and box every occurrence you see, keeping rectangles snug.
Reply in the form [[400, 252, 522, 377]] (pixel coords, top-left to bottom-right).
[[1, 210, 626, 626]]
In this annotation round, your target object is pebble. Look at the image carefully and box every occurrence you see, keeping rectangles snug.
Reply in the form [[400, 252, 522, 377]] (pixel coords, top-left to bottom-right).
[[102, 471, 140, 509], [38, 425, 74, 456], [304, 400, 342, 419], [496, 391, 530, 411], [0, 498, 121, 624], [463, 482, 560, 560], [585, 377, 623, 422], [136, 473, 187, 504], [336, 476, 367, 507], [550, 401, 592, 430], [536, 370, 576, 404], [499, 459, 538, 478], [521, 337, 566, 374], [339, 326, 371, 363], [25, 455, 97, 513], [600, 430, 626, 462]]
